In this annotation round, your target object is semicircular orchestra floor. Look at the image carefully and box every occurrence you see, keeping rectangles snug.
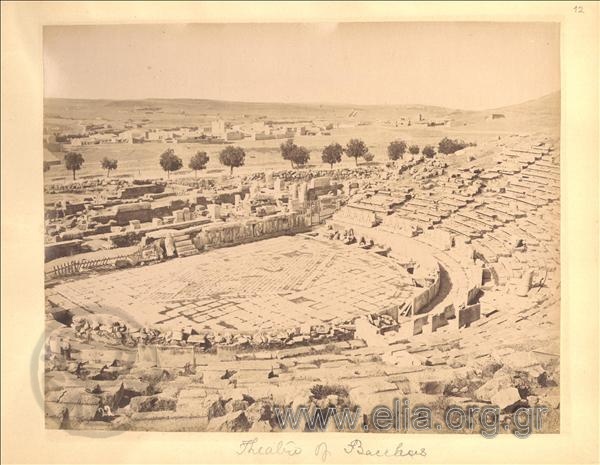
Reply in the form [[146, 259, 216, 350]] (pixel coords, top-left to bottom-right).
[[49, 235, 422, 333]]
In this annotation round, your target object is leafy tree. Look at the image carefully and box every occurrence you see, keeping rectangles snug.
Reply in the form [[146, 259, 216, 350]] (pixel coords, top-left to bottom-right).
[[408, 144, 420, 155], [219, 146, 245, 175], [387, 140, 407, 161], [188, 151, 210, 178], [101, 157, 118, 177], [363, 152, 375, 163], [43, 161, 51, 173], [64, 151, 84, 181], [438, 137, 467, 155], [290, 146, 310, 167], [344, 138, 369, 166], [280, 139, 297, 168], [422, 145, 436, 157], [280, 139, 311, 168], [159, 148, 183, 179], [321, 143, 343, 169]]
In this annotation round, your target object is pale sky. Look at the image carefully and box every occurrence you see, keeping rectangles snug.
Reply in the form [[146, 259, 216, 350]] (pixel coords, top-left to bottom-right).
[[44, 22, 560, 111]]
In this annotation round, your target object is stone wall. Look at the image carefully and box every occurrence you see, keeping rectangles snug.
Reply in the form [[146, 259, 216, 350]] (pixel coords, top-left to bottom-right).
[[458, 303, 481, 329], [331, 206, 378, 227], [45, 239, 84, 262], [317, 195, 341, 220], [195, 212, 310, 250], [412, 267, 441, 314], [113, 202, 154, 225], [119, 184, 165, 200], [380, 215, 421, 237]]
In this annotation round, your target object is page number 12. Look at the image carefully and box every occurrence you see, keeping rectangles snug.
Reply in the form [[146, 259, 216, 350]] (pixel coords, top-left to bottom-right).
[[573, 5, 584, 13]]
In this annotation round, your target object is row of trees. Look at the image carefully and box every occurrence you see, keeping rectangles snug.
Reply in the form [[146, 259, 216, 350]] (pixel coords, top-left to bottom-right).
[[281, 138, 440, 169], [57, 136, 471, 180], [282, 138, 375, 169], [159, 150, 212, 179], [58, 153, 118, 180], [160, 146, 244, 178], [387, 141, 437, 160], [387, 137, 472, 159], [59, 147, 244, 181]]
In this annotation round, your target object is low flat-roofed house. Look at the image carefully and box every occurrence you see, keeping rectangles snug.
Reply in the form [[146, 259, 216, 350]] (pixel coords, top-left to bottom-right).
[[93, 133, 117, 144], [225, 130, 245, 141], [145, 130, 172, 142]]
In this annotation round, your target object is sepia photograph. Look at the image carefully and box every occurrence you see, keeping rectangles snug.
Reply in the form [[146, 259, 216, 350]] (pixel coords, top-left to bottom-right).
[[1, 2, 598, 464], [42, 21, 562, 434]]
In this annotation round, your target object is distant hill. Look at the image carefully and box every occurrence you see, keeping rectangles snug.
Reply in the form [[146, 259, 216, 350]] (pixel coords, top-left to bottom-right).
[[44, 91, 560, 136], [449, 91, 560, 135], [490, 91, 560, 115]]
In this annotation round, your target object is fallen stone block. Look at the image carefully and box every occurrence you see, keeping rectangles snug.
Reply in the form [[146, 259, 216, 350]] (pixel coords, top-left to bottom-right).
[[109, 379, 151, 409], [474, 358, 503, 378], [250, 420, 273, 432], [206, 410, 250, 432], [474, 374, 514, 402], [491, 387, 521, 410], [424, 356, 447, 366], [198, 394, 227, 419], [541, 394, 560, 409], [129, 395, 176, 413], [243, 400, 272, 424], [46, 388, 102, 422], [419, 380, 446, 395]]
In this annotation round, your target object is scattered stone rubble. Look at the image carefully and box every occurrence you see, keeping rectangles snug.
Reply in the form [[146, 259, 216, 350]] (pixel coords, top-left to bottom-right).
[[69, 314, 356, 351], [45, 318, 560, 433]]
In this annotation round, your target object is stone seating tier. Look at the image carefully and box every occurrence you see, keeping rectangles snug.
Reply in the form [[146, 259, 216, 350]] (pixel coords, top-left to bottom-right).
[[455, 212, 497, 232]]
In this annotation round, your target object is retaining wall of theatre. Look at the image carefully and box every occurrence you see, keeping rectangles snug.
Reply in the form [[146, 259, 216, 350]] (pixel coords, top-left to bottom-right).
[[193, 211, 311, 251], [412, 270, 441, 314], [325, 221, 482, 336]]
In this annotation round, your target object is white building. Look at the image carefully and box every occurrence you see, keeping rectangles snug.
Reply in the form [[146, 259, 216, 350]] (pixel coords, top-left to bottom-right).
[[211, 119, 226, 138], [145, 130, 172, 142]]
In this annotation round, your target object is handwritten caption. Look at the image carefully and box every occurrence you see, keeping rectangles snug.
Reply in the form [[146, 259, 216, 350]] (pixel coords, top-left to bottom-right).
[[237, 438, 427, 462]]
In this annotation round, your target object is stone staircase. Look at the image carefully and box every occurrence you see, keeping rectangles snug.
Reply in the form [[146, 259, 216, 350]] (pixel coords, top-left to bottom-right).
[[173, 232, 197, 258]]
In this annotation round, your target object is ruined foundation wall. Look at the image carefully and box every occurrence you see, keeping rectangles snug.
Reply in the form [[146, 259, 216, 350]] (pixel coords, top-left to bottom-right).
[[196, 211, 311, 251], [412, 266, 441, 314]]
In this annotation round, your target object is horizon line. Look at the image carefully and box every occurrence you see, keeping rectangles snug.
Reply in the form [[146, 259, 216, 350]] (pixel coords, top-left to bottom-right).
[[44, 89, 561, 114]]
